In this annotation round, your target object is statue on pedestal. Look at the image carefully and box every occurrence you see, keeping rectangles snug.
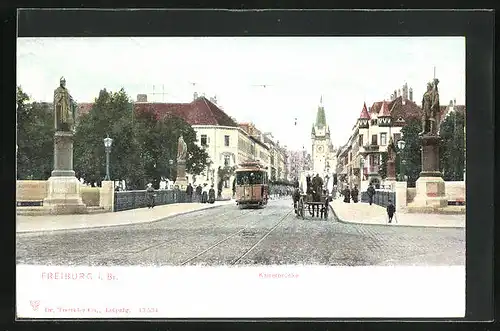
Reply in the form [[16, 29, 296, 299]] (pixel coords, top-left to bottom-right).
[[387, 137, 397, 162], [419, 79, 441, 136], [177, 135, 187, 162], [53, 77, 76, 132]]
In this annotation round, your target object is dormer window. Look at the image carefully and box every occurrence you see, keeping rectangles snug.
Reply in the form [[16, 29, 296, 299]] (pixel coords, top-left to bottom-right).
[[397, 117, 404, 122]]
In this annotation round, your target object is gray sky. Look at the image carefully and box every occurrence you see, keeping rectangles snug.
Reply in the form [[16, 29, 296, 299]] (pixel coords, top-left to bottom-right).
[[17, 37, 465, 151]]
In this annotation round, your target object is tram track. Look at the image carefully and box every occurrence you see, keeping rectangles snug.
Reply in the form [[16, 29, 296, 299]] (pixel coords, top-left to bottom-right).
[[180, 208, 294, 266], [72, 208, 254, 265]]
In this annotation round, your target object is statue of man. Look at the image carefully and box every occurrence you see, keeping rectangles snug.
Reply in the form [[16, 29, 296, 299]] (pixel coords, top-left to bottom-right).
[[177, 135, 188, 162], [429, 78, 441, 135], [387, 137, 397, 161], [53, 77, 76, 132], [419, 82, 434, 135]]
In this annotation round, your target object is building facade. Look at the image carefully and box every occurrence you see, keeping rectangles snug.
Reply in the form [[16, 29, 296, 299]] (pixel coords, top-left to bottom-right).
[[337, 83, 422, 190]]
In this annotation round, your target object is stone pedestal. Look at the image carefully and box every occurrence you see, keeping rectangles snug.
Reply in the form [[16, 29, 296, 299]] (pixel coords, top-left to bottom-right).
[[412, 176, 448, 208], [386, 160, 396, 181], [419, 135, 442, 177], [410, 134, 448, 209], [43, 131, 87, 214], [99, 181, 115, 212], [394, 181, 408, 211], [174, 160, 188, 190]]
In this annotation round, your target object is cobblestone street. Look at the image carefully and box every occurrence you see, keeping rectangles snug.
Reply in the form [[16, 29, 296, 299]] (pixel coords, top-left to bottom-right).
[[16, 199, 465, 267]]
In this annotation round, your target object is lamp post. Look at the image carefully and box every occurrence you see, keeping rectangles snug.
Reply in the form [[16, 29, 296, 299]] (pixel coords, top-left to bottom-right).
[[206, 156, 212, 181], [360, 157, 365, 181], [397, 140, 406, 181], [103, 135, 113, 181]]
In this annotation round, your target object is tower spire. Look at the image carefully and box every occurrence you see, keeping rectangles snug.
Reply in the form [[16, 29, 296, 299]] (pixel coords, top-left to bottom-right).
[[320, 95, 323, 105]]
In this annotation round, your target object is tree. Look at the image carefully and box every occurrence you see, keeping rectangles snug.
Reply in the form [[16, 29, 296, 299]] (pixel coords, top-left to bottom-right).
[[378, 152, 388, 179], [74, 88, 142, 187], [16, 86, 54, 180], [134, 110, 210, 189], [439, 111, 465, 181], [400, 119, 422, 187]]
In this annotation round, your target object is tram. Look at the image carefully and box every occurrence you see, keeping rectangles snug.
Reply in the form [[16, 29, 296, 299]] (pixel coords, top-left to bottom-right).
[[234, 160, 269, 208]]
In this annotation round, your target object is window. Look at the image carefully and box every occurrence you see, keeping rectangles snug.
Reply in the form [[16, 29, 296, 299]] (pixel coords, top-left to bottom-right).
[[380, 132, 387, 145], [224, 135, 230, 147], [200, 134, 208, 146], [371, 119, 377, 125], [224, 155, 230, 167], [371, 134, 378, 145], [393, 133, 402, 143], [358, 134, 364, 146]]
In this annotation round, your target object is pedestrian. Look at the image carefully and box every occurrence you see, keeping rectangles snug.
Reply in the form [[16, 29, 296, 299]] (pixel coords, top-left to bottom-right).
[[145, 183, 155, 208], [201, 183, 208, 203], [195, 184, 202, 202], [217, 180, 223, 199], [351, 185, 359, 203], [343, 186, 351, 203], [387, 199, 396, 223], [232, 178, 236, 198], [209, 184, 216, 204], [186, 183, 193, 203], [367, 183, 376, 205]]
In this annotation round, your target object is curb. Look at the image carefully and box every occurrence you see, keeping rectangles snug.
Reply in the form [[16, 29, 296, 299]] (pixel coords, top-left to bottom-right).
[[16, 203, 229, 234], [329, 206, 465, 229]]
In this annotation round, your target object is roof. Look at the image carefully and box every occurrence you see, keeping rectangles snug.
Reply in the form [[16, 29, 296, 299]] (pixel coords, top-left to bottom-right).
[[378, 100, 391, 117], [359, 102, 370, 119], [315, 105, 327, 128], [77, 102, 94, 116], [389, 96, 422, 122], [134, 97, 239, 127], [77, 97, 238, 127]]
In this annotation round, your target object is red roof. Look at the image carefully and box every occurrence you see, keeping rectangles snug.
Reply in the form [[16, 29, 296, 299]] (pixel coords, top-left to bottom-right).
[[134, 97, 239, 127], [77, 102, 94, 116], [378, 100, 391, 117], [389, 96, 422, 122], [359, 102, 370, 119], [76, 97, 238, 127]]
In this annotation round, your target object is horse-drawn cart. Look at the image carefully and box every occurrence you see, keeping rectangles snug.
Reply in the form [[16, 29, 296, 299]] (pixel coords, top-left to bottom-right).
[[294, 191, 330, 220]]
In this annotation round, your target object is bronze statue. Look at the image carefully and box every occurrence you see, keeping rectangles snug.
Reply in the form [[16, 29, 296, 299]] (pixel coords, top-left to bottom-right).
[[387, 137, 397, 161], [177, 135, 188, 162], [53, 77, 76, 132], [419, 79, 441, 136]]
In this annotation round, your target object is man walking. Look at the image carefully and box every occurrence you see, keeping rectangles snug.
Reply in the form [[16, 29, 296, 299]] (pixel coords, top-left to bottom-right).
[[195, 184, 202, 202], [367, 183, 376, 205], [186, 183, 193, 203], [351, 185, 359, 203], [387, 199, 396, 223]]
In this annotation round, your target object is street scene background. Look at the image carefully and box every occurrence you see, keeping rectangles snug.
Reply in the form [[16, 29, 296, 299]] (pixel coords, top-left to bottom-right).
[[17, 37, 465, 268]]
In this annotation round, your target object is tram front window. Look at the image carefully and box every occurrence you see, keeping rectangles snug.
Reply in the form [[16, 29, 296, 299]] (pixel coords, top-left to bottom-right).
[[236, 171, 263, 185]]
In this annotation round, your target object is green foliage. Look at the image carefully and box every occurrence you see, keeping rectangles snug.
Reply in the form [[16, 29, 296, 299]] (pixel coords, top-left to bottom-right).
[[400, 119, 422, 187], [379, 152, 388, 179], [16, 87, 55, 180], [439, 111, 465, 181], [74, 88, 139, 187], [71, 88, 209, 189]]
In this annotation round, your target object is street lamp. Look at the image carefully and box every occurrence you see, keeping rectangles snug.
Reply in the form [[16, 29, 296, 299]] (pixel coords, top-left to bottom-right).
[[397, 140, 406, 181], [103, 135, 113, 181]]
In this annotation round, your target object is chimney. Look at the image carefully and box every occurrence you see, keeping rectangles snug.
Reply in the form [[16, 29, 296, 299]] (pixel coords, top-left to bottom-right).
[[403, 83, 408, 100], [398, 89, 401, 97], [136, 94, 147, 102], [193, 92, 199, 100], [409, 88, 413, 101]]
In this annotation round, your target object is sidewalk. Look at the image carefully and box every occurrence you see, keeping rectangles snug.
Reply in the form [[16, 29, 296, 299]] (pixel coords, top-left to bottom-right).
[[16, 201, 235, 233], [329, 199, 465, 228]]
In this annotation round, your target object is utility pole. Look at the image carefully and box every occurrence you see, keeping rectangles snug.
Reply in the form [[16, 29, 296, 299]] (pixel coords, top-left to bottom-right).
[[149, 84, 168, 102]]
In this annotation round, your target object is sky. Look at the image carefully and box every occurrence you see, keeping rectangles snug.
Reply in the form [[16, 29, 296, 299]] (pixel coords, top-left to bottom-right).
[[17, 37, 465, 152]]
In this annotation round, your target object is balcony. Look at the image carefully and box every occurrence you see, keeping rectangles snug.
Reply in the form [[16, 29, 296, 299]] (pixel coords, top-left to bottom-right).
[[363, 144, 379, 152]]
